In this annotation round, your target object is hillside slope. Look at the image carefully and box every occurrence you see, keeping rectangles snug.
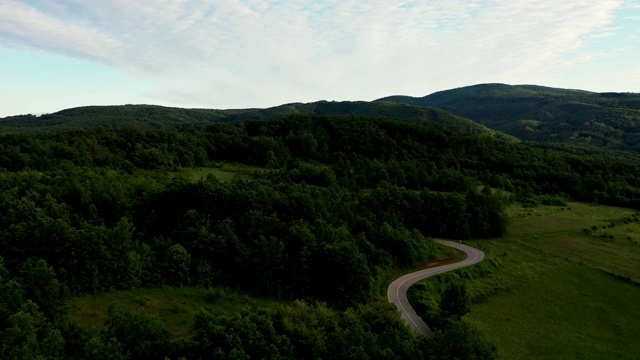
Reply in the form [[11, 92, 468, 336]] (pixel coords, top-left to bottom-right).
[[377, 83, 640, 151], [0, 101, 516, 141]]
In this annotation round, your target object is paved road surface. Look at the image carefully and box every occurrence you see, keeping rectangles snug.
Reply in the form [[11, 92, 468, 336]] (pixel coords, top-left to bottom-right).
[[387, 239, 485, 336]]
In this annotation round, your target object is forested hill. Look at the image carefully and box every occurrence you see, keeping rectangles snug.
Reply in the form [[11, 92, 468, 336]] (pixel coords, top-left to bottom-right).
[[377, 83, 640, 151], [0, 100, 515, 141], [221, 101, 516, 141]]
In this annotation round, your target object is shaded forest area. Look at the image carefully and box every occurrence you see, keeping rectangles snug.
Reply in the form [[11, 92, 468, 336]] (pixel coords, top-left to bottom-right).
[[1, 114, 639, 358]]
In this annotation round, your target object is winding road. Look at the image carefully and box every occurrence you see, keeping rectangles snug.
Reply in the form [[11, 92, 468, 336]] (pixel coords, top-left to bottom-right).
[[387, 239, 485, 336]]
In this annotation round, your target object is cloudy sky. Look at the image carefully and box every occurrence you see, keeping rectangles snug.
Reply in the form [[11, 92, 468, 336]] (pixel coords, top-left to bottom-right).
[[1, 0, 639, 117]]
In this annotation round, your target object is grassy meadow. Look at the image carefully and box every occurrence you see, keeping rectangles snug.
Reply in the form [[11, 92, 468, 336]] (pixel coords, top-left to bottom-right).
[[462, 202, 640, 359], [170, 163, 264, 182], [66, 286, 281, 341]]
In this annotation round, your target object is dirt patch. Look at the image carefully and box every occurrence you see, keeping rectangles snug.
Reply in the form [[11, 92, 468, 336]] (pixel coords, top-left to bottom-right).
[[415, 257, 458, 269]]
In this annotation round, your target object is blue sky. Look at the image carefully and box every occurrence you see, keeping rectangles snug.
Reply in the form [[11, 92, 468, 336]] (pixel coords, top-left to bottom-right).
[[1, 0, 639, 117]]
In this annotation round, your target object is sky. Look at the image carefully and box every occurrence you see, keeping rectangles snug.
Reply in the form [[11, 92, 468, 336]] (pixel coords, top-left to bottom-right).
[[1, 0, 639, 117]]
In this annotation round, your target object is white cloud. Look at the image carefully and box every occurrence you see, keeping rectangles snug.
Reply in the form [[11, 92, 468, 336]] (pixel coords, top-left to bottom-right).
[[0, 1, 121, 61], [0, 0, 629, 108], [626, 1, 640, 9]]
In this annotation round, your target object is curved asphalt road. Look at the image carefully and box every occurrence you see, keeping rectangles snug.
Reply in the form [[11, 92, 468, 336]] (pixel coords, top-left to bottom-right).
[[387, 239, 485, 336]]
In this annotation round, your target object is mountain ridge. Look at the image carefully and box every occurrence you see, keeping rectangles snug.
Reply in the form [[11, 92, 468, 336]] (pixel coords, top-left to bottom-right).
[[4, 83, 640, 152], [0, 100, 517, 141], [377, 83, 640, 151]]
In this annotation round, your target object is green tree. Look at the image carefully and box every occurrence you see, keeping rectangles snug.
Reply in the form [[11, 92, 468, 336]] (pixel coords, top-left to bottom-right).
[[18, 258, 62, 321], [165, 243, 191, 285], [188, 307, 293, 360], [0, 259, 24, 329], [439, 281, 471, 319], [426, 321, 497, 360], [84, 336, 125, 360], [0, 301, 65, 360], [103, 307, 171, 360]]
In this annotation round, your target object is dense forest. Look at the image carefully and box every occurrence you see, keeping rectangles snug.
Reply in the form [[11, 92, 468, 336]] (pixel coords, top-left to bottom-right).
[[1, 111, 640, 358]]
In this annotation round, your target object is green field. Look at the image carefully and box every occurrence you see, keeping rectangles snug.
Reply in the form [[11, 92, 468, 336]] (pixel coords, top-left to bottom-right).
[[170, 163, 264, 182], [461, 203, 640, 359], [66, 287, 280, 340]]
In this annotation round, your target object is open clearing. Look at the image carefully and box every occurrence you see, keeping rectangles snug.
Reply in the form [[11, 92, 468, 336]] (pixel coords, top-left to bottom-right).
[[66, 287, 280, 340], [170, 163, 264, 182], [463, 202, 640, 359]]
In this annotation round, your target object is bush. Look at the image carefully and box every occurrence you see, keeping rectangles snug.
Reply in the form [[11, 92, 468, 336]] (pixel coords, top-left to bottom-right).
[[204, 287, 226, 303], [538, 194, 568, 206]]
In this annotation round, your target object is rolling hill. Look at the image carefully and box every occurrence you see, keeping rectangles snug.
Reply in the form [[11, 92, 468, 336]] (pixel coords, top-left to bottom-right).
[[0, 100, 516, 141], [6, 83, 640, 153], [377, 83, 640, 151]]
